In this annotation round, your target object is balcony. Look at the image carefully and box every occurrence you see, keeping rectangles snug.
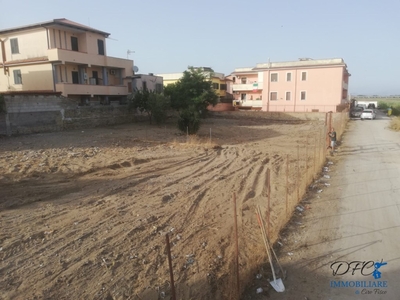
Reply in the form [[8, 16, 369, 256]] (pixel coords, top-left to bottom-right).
[[232, 82, 263, 91], [56, 83, 128, 97], [343, 81, 348, 90], [47, 48, 132, 70]]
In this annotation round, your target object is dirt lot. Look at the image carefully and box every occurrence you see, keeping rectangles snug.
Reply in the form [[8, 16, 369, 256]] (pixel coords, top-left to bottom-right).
[[0, 115, 328, 299]]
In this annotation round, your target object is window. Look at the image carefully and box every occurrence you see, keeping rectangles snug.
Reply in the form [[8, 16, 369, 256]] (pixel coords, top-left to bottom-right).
[[270, 92, 278, 100], [212, 82, 219, 90], [271, 73, 278, 82], [220, 83, 227, 91], [97, 39, 105, 55], [241, 77, 246, 84], [142, 81, 147, 90], [71, 36, 78, 51], [301, 91, 306, 100], [286, 91, 291, 101], [286, 73, 292, 82], [155, 83, 163, 93], [301, 72, 307, 81], [13, 69, 22, 84], [10, 38, 19, 54], [241, 93, 246, 100]]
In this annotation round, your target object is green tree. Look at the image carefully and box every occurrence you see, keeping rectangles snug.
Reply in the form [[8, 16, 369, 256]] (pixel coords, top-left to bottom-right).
[[164, 67, 218, 134], [128, 88, 170, 125]]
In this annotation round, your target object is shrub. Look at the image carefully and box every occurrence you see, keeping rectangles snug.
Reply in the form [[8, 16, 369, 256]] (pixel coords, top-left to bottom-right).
[[177, 108, 201, 134], [378, 101, 389, 110], [389, 117, 400, 131]]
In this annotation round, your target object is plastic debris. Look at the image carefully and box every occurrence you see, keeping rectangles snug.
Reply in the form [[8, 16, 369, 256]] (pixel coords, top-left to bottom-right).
[[256, 288, 264, 294], [328, 161, 334, 165], [296, 206, 304, 212], [323, 175, 331, 179], [256, 274, 262, 279], [287, 252, 294, 256], [186, 257, 195, 265], [324, 183, 331, 186], [317, 189, 323, 193], [323, 167, 330, 172]]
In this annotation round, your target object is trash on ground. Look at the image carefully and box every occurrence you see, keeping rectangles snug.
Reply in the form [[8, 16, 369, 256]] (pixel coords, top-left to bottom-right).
[[287, 252, 293, 256], [324, 183, 331, 186], [323, 175, 331, 179], [296, 206, 304, 212], [256, 288, 263, 294], [186, 257, 195, 265], [256, 274, 262, 279], [317, 189, 323, 193]]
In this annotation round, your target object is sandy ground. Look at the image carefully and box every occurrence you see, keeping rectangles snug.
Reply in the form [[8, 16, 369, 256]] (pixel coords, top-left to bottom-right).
[[0, 115, 327, 300]]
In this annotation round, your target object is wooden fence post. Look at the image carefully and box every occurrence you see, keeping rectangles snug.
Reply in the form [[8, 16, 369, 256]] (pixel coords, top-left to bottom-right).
[[232, 193, 240, 299]]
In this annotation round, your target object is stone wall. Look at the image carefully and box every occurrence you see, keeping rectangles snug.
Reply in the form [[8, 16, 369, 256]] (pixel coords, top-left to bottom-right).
[[1, 94, 137, 135]]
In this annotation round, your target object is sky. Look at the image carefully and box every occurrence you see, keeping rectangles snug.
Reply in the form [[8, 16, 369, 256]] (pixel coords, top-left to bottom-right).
[[1, 0, 399, 95]]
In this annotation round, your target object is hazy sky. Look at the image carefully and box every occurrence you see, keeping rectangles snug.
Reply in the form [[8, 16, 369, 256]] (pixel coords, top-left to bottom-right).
[[1, 0, 399, 95]]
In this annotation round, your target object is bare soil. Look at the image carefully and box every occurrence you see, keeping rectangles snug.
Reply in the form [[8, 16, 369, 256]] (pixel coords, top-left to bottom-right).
[[0, 115, 326, 300]]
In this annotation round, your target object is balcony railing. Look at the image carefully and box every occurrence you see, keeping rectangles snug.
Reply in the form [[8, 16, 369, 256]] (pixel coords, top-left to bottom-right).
[[47, 48, 132, 70], [232, 82, 263, 91], [56, 83, 128, 97]]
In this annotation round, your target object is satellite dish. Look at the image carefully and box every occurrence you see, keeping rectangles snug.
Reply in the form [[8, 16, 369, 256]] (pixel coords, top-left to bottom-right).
[[133, 66, 139, 73]]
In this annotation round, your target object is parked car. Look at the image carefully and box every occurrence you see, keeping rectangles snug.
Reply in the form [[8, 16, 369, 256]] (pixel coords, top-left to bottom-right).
[[350, 107, 363, 118], [367, 103, 376, 109], [360, 109, 376, 120]]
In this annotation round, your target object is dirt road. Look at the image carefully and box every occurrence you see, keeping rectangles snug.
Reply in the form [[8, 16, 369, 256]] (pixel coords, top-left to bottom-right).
[[269, 111, 400, 300]]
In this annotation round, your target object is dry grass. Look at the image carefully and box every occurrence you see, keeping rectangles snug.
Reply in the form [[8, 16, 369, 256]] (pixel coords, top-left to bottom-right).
[[389, 117, 400, 131], [169, 135, 220, 149]]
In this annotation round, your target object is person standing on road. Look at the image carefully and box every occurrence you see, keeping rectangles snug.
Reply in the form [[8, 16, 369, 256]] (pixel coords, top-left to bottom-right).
[[327, 128, 337, 153]]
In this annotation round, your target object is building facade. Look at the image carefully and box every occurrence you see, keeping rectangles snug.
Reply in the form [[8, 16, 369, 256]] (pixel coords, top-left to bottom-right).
[[230, 58, 350, 112], [157, 67, 231, 101], [0, 19, 133, 104], [131, 73, 163, 93]]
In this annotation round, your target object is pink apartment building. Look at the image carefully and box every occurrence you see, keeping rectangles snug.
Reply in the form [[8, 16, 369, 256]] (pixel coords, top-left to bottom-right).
[[229, 58, 350, 112]]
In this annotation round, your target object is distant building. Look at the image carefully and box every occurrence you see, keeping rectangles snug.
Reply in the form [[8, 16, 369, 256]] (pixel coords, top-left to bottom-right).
[[156, 67, 232, 101], [0, 19, 133, 104], [130, 73, 163, 93], [230, 58, 350, 112]]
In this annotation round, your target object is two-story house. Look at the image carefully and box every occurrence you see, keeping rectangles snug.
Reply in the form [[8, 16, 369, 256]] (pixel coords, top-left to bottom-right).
[[230, 58, 350, 112], [0, 19, 133, 104]]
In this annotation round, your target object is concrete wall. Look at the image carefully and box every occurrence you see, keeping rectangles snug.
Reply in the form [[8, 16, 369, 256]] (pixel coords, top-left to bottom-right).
[[209, 110, 328, 121], [1, 94, 137, 135]]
